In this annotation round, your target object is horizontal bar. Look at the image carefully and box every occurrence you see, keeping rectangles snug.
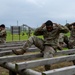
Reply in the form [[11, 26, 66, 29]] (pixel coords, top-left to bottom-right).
[[0, 62, 41, 75], [42, 65, 75, 75], [55, 49, 75, 55], [0, 48, 40, 56], [0, 46, 23, 51], [0, 44, 23, 48], [15, 54, 75, 70], [0, 52, 42, 63], [0, 50, 12, 57], [0, 49, 75, 63]]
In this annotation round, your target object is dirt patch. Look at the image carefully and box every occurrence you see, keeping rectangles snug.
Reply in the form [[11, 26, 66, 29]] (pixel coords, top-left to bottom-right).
[[0, 67, 8, 75], [33, 61, 73, 72]]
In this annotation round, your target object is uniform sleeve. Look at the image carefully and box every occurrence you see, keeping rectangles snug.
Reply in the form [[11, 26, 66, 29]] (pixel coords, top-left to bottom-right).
[[57, 24, 69, 33], [0, 30, 6, 36], [34, 27, 44, 36], [65, 24, 72, 30]]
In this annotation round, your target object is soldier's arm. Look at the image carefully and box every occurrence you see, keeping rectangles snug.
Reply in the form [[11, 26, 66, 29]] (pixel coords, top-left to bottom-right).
[[0, 33, 3, 36], [0, 30, 6, 36], [54, 23, 69, 33], [65, 23, 72, 30], [34, 23, 45, 36]]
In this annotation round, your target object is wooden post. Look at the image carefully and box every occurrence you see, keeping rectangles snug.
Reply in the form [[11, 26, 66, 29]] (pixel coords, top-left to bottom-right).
[[0, 63, 41, 75], [11, 26, 13, 41]]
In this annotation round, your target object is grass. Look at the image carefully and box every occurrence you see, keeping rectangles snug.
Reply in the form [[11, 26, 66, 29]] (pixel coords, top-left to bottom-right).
[[6, 34, 28, 41], [6, 31, 44, 42], [6, 32, 33, 41], [6, 31, 70, 42]]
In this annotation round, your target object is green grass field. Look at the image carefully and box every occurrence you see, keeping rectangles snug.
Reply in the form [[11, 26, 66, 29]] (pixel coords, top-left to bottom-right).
[[6, 32, 44, 42], [6, 34, 28, 41], [6, 31, 70, 42]]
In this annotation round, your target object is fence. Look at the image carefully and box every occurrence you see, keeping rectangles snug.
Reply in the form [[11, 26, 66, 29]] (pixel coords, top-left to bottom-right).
[[0, 41, 75, 75]]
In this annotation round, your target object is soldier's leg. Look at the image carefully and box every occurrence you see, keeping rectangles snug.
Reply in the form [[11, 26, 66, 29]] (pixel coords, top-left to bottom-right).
[[68, 41, 73, 49], [43, 46, 55, 71], [23, 36, 44, 50], [57, 43, 63, 50], [12, 36, 44, 55], [0, 38, 5, 44], [64, 35, 69, 48], [1, 38, 6, 44]]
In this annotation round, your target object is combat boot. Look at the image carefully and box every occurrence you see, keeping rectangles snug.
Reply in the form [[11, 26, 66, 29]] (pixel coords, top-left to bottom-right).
[[12, 48, 26, 55]]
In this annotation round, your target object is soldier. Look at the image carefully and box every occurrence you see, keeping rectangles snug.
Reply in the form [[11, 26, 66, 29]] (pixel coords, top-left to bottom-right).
[[12, 20, 69, 70], [66, 22, 75, 49], [65, 22, 75, 65], [0, 24, 7, 44]]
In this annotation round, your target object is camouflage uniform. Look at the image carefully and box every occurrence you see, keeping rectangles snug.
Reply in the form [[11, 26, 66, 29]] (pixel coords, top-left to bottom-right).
[[22, 25, 69, 50], [22, 24, 69, 70], [12, 23, 69, 70], [0, 29, 7, 44], [58, 33, 65, 49], [65, 23, 75, 65], [59, 33, 64, 43], [58, 33, 69, 49], [65, 23, 75, 49], [68, 28, 75, 49]]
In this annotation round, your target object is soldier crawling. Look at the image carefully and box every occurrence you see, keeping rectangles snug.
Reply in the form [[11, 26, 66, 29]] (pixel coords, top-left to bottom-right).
[[12, 20, 69, 70]]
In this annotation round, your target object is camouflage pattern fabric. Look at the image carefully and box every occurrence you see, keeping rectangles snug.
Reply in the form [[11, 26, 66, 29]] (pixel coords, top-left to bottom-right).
[[22, 25, 69, 52], [23, 36, 45, 51], [43, 46, 55, 70], [34, 25, 69, 49], [68, 28, 75, 48], [58, 33, 69, 48], [11, 23, 69, 70], [22, 25, 69, 70], [66, 23, 75, 48], [0, 29, 7, 44], [59, 33, 64, 43], [22, 36, 56, 70]]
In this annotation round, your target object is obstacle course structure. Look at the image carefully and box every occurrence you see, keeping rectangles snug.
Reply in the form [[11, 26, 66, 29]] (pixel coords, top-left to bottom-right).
[[0, 41, 75, 75]]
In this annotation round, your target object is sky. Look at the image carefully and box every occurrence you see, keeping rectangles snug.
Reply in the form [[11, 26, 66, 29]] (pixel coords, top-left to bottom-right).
[[0, 0, 75, 28]]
